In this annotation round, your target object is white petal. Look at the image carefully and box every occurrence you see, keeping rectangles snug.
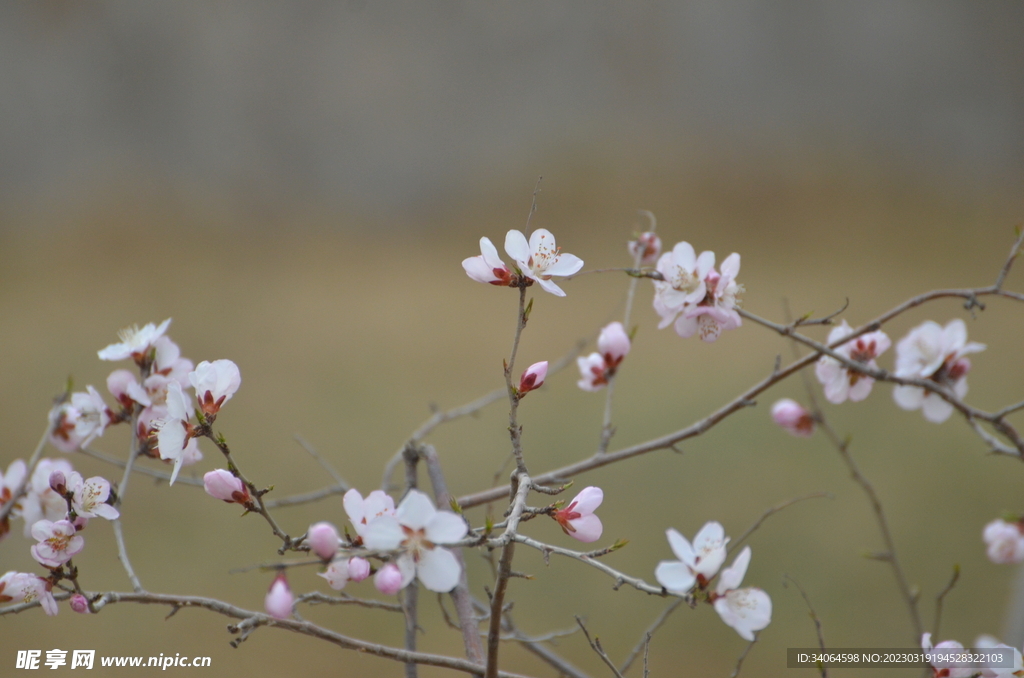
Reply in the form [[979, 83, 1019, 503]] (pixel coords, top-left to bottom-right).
[[362, 516, 405, 550], [671, 242, 696, 270], [666, 528, 696, 564], [822, 374, 850, 404], [693, 521, 726, 552], [655, 560, 696, 593], [396, 553, 417, 589], [943, 319, 968, 353], [717, 546, 750, 594], [694, 250, 716, 278], [462, 256, 498, 283], [537, 277, 567, 296], [479, 237, 503, 268], [893, 385, 924, 410], [714, 588, 772, 641], [343, 488, 365, 524], [416, 547, 462, 592], [504, 230, 530, 265], [545, 253, 584, 277], [396, 489, 437, 530], [846, 376, 875, 402], [425, 511, 468, 544], [921, 394, 954, 423], [719, 253, 740, 279], [673, 314, 699, 339]]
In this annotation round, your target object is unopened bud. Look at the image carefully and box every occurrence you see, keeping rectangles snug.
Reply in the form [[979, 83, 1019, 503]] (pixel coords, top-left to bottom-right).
[[518, 361, 548, 397], [347, 557, 371, 582], [69, 594, 90, 614], [49, 471, 66, 494], [374, 563, 403, 595]]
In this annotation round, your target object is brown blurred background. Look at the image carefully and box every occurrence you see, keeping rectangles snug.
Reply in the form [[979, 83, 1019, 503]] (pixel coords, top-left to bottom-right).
[[2, 2, 1024, 676]]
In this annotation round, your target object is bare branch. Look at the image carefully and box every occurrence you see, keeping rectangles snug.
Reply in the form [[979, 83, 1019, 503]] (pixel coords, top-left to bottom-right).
[[2, 590, 537, 678], [932, 564, 960, 640], [782, 575, 827, 678], [620, 599, 682, 675], [575, 617, 626, 678]]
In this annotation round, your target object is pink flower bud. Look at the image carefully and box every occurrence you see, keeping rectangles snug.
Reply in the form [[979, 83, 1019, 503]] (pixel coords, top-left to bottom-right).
[[597, 322, 631, 370], [374, 563, 403, 595], [69, 594, 90, 614], [554, 486, 604, 543], [49, 471, 67, 494], [203, 469, 250, 505], [771, 399, 815, 437], [347, 557, 371, 582], [264, 572, 293, 619], [628, 231, 662, 265], [307, 522, 340, 561], [518, 361, 548, 396]]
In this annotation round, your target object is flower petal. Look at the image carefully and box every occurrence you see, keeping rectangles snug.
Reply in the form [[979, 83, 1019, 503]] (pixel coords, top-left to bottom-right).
[[362, 516, 405, 550], [545, 253, 584, 277], [425, 511, 468, 545], [655, 560, 696, 593], [416, 547, 462, 592], [504, 230, 530, 264], [666, 528, 695, 564], [567, 514, 603, 543], [396, 489, 437, 530]]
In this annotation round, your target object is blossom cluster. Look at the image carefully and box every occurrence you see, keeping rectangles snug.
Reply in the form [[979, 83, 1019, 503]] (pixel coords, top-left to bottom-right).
[[47, 320, 237, 484], [654, 521, 772, 640], [652, 242, 743, 342], [774, 318, 986, 437]]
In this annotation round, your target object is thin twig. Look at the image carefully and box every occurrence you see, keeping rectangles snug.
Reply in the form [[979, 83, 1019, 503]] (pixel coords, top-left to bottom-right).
[[575, 617, 626, 678], [779, 305, 923, 643], [729, 638, 758, 678], [293, 434, 350, 491], [295, 591, 403, 612], [620, 599, 682, 675], [112, 399, 145, 592], [78, 445, 204, 486], [932, 564, 960, 640], [782, 574, 827, 678]]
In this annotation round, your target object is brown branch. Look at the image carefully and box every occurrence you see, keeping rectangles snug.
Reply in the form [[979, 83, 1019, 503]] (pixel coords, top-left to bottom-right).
[[1, 590, 537, 678], [486, 473, 532, 678], [421, 444, 484, 665]]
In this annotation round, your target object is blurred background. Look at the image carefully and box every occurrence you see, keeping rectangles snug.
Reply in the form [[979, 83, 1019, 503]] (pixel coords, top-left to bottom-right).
[[2, 1, 1023, 676]]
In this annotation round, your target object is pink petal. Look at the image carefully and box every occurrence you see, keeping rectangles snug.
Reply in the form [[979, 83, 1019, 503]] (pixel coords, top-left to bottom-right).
[[567, 514, 602, 543]]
